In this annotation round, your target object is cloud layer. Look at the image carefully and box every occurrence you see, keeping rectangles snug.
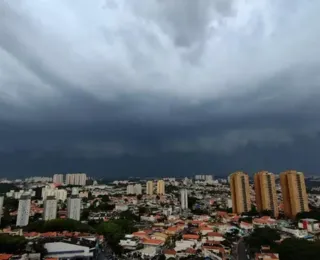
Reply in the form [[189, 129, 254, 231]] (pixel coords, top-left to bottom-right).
[[1, 0, 320, 176]]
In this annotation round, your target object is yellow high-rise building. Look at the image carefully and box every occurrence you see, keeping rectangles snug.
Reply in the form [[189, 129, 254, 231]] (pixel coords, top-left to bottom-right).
[[254, 171, 279, 218], [146, 181, 154, 195], [280, 170, 309, 219], [230, 172, 251, 214], [157, 180, 165, 195]]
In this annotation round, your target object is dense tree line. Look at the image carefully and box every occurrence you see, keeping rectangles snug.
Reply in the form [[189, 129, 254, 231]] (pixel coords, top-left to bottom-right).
[[24, 218, 95, 233], [0, 234, 27, 254]]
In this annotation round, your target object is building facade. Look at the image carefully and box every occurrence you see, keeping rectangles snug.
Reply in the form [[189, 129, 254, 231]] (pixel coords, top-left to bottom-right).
[[65, 173, 87, 186], [43, 196, 57, 221], [230, 172, 251, 214], [146, 181, 154, 195], [254, 171, 279, 218], [16, 194, 31, 227], [67, 194, 81, 221], [180, 189, 188, 210], [157, 180, 165, 195], [280, 170, 309, 218], [53, 174, 64, 185]]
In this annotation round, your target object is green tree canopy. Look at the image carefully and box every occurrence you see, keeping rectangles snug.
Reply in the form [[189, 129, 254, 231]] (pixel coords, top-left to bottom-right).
[[278, 238, 320, 260], [245, 227, 280, 253], [24, 218, 95, 233], [0, 234, 27, 254]]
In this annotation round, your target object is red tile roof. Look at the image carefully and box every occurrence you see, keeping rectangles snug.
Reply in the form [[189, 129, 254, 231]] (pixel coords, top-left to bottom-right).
[[142, 239, 164, 246], [163, 249, 176, 255], [0, 255, 13, 260], [186, 248, 197, 254], [183, 234, 199, 240]]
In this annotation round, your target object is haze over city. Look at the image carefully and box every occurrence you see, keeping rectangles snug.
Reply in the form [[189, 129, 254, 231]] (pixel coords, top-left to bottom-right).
[[1, 0, 320, 177]]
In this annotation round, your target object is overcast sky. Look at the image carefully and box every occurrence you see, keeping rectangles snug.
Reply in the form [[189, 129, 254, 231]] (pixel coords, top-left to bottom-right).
[[1, 0, 320, 178]]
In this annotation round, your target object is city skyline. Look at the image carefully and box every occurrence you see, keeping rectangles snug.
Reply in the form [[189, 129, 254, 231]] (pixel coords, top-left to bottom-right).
[[1, 1, 320, 177]]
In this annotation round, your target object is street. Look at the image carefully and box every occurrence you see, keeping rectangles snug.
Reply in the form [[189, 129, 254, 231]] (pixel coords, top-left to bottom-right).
[[237, 239, 249, 260]]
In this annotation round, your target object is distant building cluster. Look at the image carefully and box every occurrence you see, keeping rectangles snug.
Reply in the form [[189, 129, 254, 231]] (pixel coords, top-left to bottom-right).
[[230, 170, 309, 218], [53, 173, 87, 186]]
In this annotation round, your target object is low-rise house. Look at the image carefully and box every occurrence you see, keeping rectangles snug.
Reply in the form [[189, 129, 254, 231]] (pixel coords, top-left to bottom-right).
[[142, 239, 164, 249], [207, 232, 225, 242], [298, 218, 320, 232], [255, 253, 279, 260], [0, 254, 13, 260], [253, 217, 277, 228], [163, 249, 176, 259], [183, 234, 200, 241], [200, 226, 213, 235]]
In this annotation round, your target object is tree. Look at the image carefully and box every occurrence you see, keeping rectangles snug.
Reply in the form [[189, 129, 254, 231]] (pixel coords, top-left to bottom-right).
[[0, 234, 27, 254], [245, 227, 280, 254], [278, 238, 320, 260], [24, 219, 95, 233], [296, 210, 320, 221]]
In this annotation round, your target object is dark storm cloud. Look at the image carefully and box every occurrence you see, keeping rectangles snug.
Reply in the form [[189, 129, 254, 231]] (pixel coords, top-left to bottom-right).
[[1, 0, 320, 176]]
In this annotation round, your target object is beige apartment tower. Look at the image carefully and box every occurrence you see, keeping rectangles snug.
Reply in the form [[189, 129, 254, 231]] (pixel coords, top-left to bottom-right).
[[280, 170, 309, 219], [157, 180, 165, 195], [230, 172, 251, 214], [146, 181, 154, 195], [254, 171, 279, 218]]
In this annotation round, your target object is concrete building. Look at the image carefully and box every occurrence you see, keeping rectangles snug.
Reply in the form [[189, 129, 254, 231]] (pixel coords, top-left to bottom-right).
[[180, 189, 188, 210], [254, 171, 279, 218], [65, 173, 87, 186], [0, 196, 3, 224], [53, 174, 64, 185], [146, 181, 154, 195], [16, 194, 31, 227], [134, 184, 142, 195], [195, 175, 214, 181], [44, 242, 93, 259], [280, 170, 309, 218], [157, 180, 165, 195], [42, 184, 67, 201], [127, 185, 135, 195], [230, 172, 251, 214], [67, 189, 81, 221], [43, 196, 57, 221]]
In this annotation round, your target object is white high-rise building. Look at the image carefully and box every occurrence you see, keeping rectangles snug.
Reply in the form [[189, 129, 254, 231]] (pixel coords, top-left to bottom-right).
[[66, 173, 87, 186], [53, 174, 64, 185], [43, 196, 57, 221], [127, 185, 135, 195], [42, 184, 67, 201], [134, 184, 142, 195], [180, 189, 188, 210], [0, 196, 4, 224], [67, 189, 81, 221], [16, 194, 31, 227]]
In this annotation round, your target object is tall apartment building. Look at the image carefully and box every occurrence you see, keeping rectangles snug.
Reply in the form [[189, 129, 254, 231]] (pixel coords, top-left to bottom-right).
[[280, 170, 309, 218], [254, 171, 279, 218], [230, 172, 251, 214], [157, 180, 165, 195], [134, 184, 142, 195], [43, 196, 57, 221], [16, 194, 31, 227], [180, 189, 188, 210], [146, 181, 154, 195], [0, 196, 3, 224], [127, 185, 134, 195], [53, 174, 64, 185], [66, 173, 87, 186], [127, 184, 142, 195], [42, 184, 67, 201], [67, 188, 81, 221]]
